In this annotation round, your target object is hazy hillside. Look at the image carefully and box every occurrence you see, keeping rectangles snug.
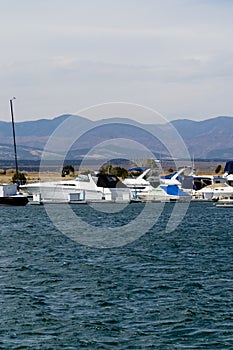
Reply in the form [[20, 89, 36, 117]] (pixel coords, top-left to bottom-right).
[[0, 114, 233, 160], [172, 116, 233, 158]]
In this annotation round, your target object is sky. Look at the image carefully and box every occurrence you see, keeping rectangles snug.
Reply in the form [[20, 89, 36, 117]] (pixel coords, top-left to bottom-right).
[[0, 0, 233, 122]]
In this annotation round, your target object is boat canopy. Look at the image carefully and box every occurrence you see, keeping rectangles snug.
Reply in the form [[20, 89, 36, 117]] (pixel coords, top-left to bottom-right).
[[128, 167, 149, 172], [224, 161, 233, 174], [160, 172, 177, 179], [160, 184, 189, 197], [97, 174, 127, 188]]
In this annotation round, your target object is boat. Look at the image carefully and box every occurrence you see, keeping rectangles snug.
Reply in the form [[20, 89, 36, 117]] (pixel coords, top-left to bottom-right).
[[192, 182, 233, 201], [21, 173, 131, 204], [123, 168, 158, 196], [192, 161, 233, 201], [0, 183, 28, 206], [214, 202, 233, 208], [0, 98, 28, 206], [137, 184, 190, 202], [123, 167, 191, 202]]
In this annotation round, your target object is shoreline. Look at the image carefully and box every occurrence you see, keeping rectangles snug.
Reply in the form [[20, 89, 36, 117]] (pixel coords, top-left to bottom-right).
[[0, 160, 225, 185]]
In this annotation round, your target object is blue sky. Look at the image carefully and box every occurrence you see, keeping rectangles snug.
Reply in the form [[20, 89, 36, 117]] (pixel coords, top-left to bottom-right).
[[0, 0, 233, 122]]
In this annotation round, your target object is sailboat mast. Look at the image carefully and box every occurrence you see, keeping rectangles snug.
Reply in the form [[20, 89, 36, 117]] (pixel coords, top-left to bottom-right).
[[10, 97, 19, 182]]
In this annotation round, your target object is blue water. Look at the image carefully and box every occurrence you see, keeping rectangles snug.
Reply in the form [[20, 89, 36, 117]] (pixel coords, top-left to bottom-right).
[[0, 202, 233, 349]]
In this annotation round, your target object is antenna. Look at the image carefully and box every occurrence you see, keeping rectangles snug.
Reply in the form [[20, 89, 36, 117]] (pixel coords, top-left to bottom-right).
[[192, 153, 195, 175]]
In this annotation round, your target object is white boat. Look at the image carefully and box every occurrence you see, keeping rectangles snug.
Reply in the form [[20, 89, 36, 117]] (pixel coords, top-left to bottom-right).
[[137, 184, 190, 202], [21, 173, 131, 204], [214, 201, 233, 208], [193, 183, 233, 201], [192, 161, 233, 201], [123, 167, 191, 202], [0, 183, 28, 206], [123, 169, 158, 196], [215, 196, 233, 204]]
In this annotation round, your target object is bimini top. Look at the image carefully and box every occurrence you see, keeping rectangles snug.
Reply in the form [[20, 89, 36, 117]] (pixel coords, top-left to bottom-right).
[[96, 174, 127, 188], [128, 167, 149, 172], [160, 184, 189, 197], [224, 161, 233, 175], [160, 172, 177, 180]]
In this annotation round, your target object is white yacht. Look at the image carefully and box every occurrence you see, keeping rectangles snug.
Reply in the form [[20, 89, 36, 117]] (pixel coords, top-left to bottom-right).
[[123, 169, 158, 196], [123, 167, 191, 202], [193, 183, 233, 201], [21, 173, 131, 204]]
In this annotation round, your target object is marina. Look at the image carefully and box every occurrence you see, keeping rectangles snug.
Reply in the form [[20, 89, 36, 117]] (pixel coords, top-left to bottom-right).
[[2, 159, 233, 206], [11, 160, 233, 205]]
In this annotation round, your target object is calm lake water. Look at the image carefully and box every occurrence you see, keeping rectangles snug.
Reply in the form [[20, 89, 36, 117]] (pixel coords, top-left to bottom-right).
[[0, 202, 233, 349]]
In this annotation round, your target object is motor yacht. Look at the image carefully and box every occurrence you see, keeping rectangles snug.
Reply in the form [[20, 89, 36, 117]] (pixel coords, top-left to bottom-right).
[[21, 173, 131, 204]]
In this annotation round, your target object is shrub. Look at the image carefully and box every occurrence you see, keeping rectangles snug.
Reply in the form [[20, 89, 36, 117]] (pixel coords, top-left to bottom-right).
[[12, 172, 27, 185]]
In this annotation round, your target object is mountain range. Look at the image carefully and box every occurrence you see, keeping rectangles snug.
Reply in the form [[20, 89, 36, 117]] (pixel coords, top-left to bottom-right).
[[0, 114, 233, 161]]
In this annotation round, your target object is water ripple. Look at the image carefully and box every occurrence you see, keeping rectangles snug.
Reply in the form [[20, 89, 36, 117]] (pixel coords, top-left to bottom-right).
[[0, 203, 233, 349]]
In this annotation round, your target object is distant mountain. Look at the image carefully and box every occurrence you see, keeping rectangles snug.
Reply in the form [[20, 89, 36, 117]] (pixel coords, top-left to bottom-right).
[[172, 116, 233, 158], [0, 114, 233, 160]]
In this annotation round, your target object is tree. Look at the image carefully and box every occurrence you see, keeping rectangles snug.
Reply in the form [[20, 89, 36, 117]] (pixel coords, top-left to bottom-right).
[[100, 165, 112, 174], [100, 165, 128, 179], [12, 171, 27, 185], [114, 166, 128, 179], [62, 165, 75, 176]]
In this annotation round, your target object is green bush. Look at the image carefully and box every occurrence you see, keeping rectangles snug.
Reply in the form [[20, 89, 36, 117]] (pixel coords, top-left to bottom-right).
[[12, 172, 27, 185]]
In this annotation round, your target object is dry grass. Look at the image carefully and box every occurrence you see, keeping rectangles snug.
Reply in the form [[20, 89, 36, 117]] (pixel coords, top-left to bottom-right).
[[0, 170, 76, 184], [0, 161, 224, 184]]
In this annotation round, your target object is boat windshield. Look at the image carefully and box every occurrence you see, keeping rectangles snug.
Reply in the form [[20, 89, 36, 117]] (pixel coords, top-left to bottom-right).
[[145, 169, 160, 188], [74, 175, 90, 182]]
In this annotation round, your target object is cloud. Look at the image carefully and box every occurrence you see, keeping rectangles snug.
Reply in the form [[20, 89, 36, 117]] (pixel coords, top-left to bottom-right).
[[0, 0, 233, 121]]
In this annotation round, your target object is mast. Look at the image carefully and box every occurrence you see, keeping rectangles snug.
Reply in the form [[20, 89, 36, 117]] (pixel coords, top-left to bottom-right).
[[10, 97, 19, 183]]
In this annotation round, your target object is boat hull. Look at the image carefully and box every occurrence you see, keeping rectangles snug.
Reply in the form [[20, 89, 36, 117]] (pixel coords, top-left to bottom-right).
[[0, 196, 28, 206], [215, 203, 233, 208]]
